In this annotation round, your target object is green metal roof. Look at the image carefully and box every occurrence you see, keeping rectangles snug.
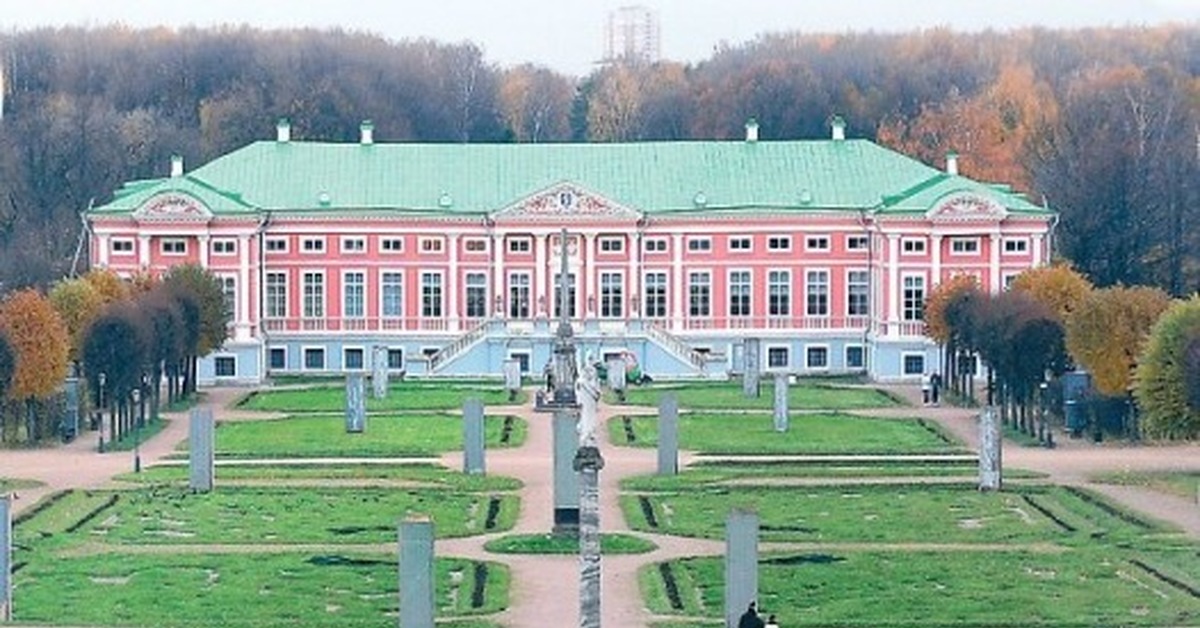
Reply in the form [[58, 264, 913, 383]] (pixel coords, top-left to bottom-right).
[[91, 139, 1048, 216]]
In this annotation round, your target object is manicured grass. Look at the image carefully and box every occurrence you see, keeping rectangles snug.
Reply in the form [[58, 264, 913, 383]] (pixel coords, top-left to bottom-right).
[[72, 487, 517, 544], [116, 463, 523, 491], [241, 382, 526, 413], [0, 477, 43, 491], [484, 533, 658, 555], [15, 552, 509, 626], [605, 381, 903, 410], [13, 489, 117, 552], [620, 463, 1044, 492], [176, 414, 525, 458], [623, 484, 1166, 545], [104, 418, 169, 452], [642, 549, 1200, 626], [1091, 470, 1200, 500], [609, 413, 962, 455]]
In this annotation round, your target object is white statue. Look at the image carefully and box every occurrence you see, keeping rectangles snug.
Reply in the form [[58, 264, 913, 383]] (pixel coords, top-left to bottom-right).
[[577, 361, 602, 446]]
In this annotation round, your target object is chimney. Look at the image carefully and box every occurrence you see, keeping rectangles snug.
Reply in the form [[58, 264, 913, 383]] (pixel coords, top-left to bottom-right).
[[831, 115, 846, 141], [170, 154, 183, 178], [745, 117, 759, 143], [276, 118, 291, 143], [946, 151, 959, 175], [360, 120, 374, 145]]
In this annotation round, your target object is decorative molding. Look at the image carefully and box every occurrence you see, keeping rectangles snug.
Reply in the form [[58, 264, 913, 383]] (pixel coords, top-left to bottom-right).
[[927, 193, 1007, 222], [493, 182, 641, 221], [134, 192, 212, 222]]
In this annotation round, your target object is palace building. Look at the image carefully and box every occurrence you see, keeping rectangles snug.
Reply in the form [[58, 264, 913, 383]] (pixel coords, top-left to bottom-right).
[[87, 117, 1054, 385]]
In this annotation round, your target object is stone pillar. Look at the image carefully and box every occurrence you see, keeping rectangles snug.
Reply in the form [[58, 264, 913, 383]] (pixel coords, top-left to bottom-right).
[[989, 232, 1001, 294], [1, 494, 11, 621], [447, 233, 460, 332], [96, 233, 110, 267], [345, 374, 366, 433], [743, 338, 761, 398], [534, 233, 548, 317], [670, 233, 684, 331], [372, 345, 389, 399], [773, 373, 789, 432], [887, 234, 901, 331], [979, 406, 1002, 491], [398, 516, 435, 628], [137, 234, 151, 268], [188, 407, 214, 492], [502, 358, 521, 403], [657, 393, 679, 476], [608, 359, 627, 401], [931, 233, 943, 287], [724, 509, 760, 628], [552, 409, 580, 533], [463, 398, 485, 475]]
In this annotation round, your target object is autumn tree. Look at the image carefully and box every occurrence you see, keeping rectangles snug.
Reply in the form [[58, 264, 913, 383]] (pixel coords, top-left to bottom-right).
[[1135, 295, 1200, 439], [49, 277, 104, 363], [1065, 286, 1172, 397], [1009, 264, 1094, 322], [498, 64, 574, 142], [924, 274, 980, 398], [82, 268, 129, 305], [0, 331, 14, 440], [162, 264, 229, 395], [0, 288, 71, 443], [971, 291, 1065, 431], [80, 302, 148, 445]]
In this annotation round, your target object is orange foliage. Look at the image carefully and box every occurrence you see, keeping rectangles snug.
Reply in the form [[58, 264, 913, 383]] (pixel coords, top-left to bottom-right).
[[0, 289, 71, 400], [83, 268, 130, 304], [1010, 264, 1094, 322], [924, 274, 980, 344]]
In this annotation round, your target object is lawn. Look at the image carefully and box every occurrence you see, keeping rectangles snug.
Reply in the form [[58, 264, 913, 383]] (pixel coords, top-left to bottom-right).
[[104, 417, 169, 452], [623, 484, 1167, 545], [177, 413, 525, 458], [116, 463, 522, 492], [58, 487, 517, 544], [642, 549, 1200, 626], [240, 381, 526, 413], [620, 462, 1043, 492], [483, 533, 658, 555], [15, 552, 508, 626], [0, 477, 43, 491], [606, 381, 903, 410], [1091, 470, 1200, 500], [609, 413, 962, 455]]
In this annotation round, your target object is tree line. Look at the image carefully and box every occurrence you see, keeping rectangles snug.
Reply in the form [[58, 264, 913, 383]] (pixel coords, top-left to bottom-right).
[[0, 25, 1196, 292]]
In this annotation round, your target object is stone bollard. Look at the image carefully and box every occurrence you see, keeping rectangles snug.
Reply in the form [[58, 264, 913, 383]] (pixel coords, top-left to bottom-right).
[[724, 509, 760, 628], [978, 406, 1002, 491], [502, 359, 522, 403], [398, 516, 435, 628], [657, 393, 679, 476], [345, 373, 366, 433], [552, 409, 580, 534], [462, 398, 486, 475], [372, 345, 389, 399], [772, 373, 789, 432], [188, 407, 215, 493], [743, 339, 761, 398], [1, 494, 12, 621]]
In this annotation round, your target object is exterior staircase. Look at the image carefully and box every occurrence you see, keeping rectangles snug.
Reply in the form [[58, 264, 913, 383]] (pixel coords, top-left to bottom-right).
[[428, 320, 493, 372], [643, 322, 721, 376]]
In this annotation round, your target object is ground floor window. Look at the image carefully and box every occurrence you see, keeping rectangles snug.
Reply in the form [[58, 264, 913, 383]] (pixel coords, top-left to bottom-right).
[[767, 346, 789, 369], [510, 352, 531, 373], [304, 347, 326, 370], [845, 345, 865, 369], [344, 347, 364, 370], [387, 348, 405, 370], [214, 356, 236, 378], [269, 348, 286, 370], [903, 353, 925, 376], [805, 346, 829, 369]]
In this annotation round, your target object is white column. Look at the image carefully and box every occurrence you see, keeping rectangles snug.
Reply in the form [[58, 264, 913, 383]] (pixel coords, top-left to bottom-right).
[[97, 233, 110, 267], [584, 233, 597, 319], [629, 233, 640, 318], [448, 233, 460, 331], [491, 233, 504, 316], [887, 234, 900, 332], [1031, 234, 1044, 266], [534, 233, 547, 317], [137, 235, 151, 268], [989, 232, 1001, 293], [930, 234, 943, 288], [671, 233, 684, 331], [238, 234, 251, 340], [198, 234, 211, 268]]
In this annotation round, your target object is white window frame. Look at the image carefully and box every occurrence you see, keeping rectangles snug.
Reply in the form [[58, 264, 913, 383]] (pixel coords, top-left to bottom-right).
[[268, 347, 287, 371], [805, 268, 830, 317], [302, 270, 325, 319], [111, 238, 135, 255], [342, 345, 366, 371], [508, 237, 532, 254], [844, 344, 866, 370], [599, 270, 624, 319], [464, 271, 489, 319], [265, 237, 289, 253], [901, 352, 926, 376], [1003, 272, 1020, 291], [340, 236, 366, 254], [728, 268, 752, 318], [160, 238, 188, 256], [687, 236, 712, 253], [463, 238, 488, 253], [1003, 237, 1029, 255], [265, 271, 288, 319], [805, 344, 830, 370], [380, 269, 405, 318], [342, 270, 366, 319], [302, 345, 327, 371], [598, 237, 624, 253], [765, 345, 790, 371], [805, 235, 831, 252], [728, 236, 753, 253], [301, 237, 326, 254], [211, 239, 237, 255], [420, 270, 444, 318], [419, 237, 445, 254], [508, 271, 532, 319], [767, 269, 791, 317], [949, 237, 980, 255], [901, 237, 926, 255], [386, 347, 406, 371], [767, 235, 792, 252], [213, 354, 237, 378], [846, 268, 870, 317], [901, 273, 926, 322], [216, 274, 237, 322], [845, 235, 869, 252], [643, 271, 668, 318], [380, 237, 404, 254], [688, 270, 712, 318], [643, 238, 667, 254]]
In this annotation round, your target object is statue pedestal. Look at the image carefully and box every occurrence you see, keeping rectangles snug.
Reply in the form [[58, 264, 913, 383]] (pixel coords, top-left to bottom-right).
[[552, 410, 581, 535]]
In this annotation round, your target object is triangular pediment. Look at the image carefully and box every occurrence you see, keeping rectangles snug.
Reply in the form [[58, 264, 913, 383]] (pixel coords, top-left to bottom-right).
[[492, 182, 642, 221], [133, 191, 213, 222], [926, 192, 1008, 223]]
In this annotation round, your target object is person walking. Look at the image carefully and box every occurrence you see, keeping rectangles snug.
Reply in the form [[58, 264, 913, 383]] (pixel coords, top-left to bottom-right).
[[765, 614, 780, 628], [738, 601, 765, 628], [930, 371, 942, 406], [921, 371, 932, 405]]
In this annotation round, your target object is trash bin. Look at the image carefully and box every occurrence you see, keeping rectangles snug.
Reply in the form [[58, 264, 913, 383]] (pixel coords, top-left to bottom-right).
[[1064, 399, 1087, 437]]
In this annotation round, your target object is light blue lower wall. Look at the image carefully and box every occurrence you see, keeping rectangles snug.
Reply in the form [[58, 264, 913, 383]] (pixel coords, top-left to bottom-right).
[[199, 342, 263, 386]]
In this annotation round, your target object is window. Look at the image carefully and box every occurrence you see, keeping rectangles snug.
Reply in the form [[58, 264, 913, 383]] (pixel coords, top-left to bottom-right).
[[847, 270, 869, 317], [343, 348, 364, 370], [465, 273, 488, 318], [689, 272, 711, 317], [421, 272, 443, 317], [729, 236, 752, 252], [687, 237, 711, 252], [806, 346, 829, 369], [266, 238, 288, 253], [902, 238, 926, 254], [509, 272, 531, 318], [381, 272, 404, 318], [903, 353, 926, 376], [902, 275, 925, 321], [644, 272, 667, 318], [381, 237, 404, 253], [845, 345, 865, 369], [768, 270, 790, 317], [214, 356, 236, 378], [387, 348, 405, 370], [301, 237, 325, 253], [805, 235, 830, 252], [729, 270, 751, 317], [420, 237, 444, 254], [161, 238, 187, 255], [111, 239, 134, 254], [767, 347, 790, 369], [269, 347, 287, 370], [211, 239, 236, 255], [599, 237, 623, 253], [846, 235, 869, 252], [600, 272, 623, 318], [950, 238, 979, 254], [768, 236, 791, 252], [643, 238, 667, 253], [1004, 238, 1029, 254], [218, 276, 236, 321], [343, 272, 365, 319], [1003, 273, 1019, 291], [303, 347, 326, 370], [806, 270, 829, 316], [302, 272, 324, 318], [265, 272, 287, 318], [464, 238, 487, 253], [341, 237, 366, 254], [553, 273, 577, 318], [508, 238, 531, 254]]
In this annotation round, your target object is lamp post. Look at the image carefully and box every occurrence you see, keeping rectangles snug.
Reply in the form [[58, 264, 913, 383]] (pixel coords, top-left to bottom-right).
[[1038, 380, 1048, 445], [131, 387, 142, 473], [97, 372, 107, 453]]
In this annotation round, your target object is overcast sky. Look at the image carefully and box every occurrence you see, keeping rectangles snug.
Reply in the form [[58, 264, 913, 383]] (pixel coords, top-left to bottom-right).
[[3, 0, 1198, 75]]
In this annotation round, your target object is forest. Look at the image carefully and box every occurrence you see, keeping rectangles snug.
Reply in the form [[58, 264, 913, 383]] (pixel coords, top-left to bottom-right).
[[0, 24, 1197, 293]]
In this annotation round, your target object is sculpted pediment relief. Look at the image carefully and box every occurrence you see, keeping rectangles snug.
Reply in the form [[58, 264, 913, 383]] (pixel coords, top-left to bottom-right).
[[134, 192, 212, 221], [927, 193, 1007, 222], [493, 182, 641, 221]]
